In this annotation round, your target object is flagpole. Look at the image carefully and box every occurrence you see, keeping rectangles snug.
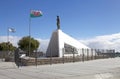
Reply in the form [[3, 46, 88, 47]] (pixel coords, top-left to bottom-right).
[[7, 27, 9, 54], [28, 10, 42, 57], [7, 27, 9, 43], [29, 13, 31, 57]]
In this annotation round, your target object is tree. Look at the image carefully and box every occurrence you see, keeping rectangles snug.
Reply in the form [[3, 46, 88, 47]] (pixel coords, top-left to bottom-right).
[[18, 36, 40, 55], [0, 42, 16, 51]]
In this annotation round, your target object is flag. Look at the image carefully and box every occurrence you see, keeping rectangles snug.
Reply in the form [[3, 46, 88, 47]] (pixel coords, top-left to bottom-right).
[[30, 10, 42, 18], [8, 28, 15, 32]]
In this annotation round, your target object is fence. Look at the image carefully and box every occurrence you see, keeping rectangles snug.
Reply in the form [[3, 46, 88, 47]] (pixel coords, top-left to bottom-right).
[[0, 48, 117, 66], [20, 48, 116, 66], [0, 51, 14, 62]]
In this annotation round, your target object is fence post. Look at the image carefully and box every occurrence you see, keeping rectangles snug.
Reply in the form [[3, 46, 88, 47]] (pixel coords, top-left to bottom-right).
[[62, 48, 64, 64], [82, 48, 84, 62], [97, 49, 98, 59], [113, 49, 115, 58], [2, 52, 4, 61], [95, 49, 96, 59], [35, 51, 37, 66], [73, 48, 75, 63], [87, 49, 89, 60], [79, 49, 81, 61], [102, 49, 104, 59], [91, 49, 93, 60], [50, 47, 52, 65]]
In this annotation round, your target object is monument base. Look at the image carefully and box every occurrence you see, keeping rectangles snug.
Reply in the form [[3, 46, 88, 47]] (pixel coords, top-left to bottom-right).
[[46, 29, 90, 57]]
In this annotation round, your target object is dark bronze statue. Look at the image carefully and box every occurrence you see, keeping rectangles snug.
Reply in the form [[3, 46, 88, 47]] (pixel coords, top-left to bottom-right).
[[57, 16, 60, 29]]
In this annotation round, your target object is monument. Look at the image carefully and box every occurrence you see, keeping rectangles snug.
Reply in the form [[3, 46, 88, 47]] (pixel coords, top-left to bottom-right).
[[46, 16, 91, 57], [57, 16, 60, 29]]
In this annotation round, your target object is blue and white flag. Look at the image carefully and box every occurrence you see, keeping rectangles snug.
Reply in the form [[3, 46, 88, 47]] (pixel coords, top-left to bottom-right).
[[8, 28, 15, 32]]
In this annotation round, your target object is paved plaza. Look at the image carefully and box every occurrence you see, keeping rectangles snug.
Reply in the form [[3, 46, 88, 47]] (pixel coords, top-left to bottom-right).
[[0, 57, 120, 79]]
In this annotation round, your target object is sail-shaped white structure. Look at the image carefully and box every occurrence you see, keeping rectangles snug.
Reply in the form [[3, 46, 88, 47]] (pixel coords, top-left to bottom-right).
[[46, 29, 91, 57]]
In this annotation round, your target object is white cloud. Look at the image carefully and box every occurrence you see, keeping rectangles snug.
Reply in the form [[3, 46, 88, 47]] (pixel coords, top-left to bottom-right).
[[0, 36, 21, 47], [0, 32, 120, 52], [36, 39, 49, 52], [79, 33, 120, 52]]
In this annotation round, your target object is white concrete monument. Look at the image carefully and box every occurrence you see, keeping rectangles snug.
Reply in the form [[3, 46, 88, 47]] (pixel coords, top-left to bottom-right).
[[46, 29, 91, 57], [46, 16, 92, 57]]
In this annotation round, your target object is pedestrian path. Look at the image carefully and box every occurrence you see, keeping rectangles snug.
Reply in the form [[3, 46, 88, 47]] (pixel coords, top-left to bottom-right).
[[0, 62, 17, 69], [0, 57, 120, 79]]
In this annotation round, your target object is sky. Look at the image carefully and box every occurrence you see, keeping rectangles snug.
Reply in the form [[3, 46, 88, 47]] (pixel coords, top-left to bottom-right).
[[0, 0, 120, 52]]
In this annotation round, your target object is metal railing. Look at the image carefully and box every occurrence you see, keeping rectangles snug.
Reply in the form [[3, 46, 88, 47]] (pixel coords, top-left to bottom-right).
[[19, 48, 117, 66]]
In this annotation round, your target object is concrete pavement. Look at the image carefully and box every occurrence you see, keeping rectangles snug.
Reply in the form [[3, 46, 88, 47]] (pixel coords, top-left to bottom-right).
[[0, 57, 120, 79]]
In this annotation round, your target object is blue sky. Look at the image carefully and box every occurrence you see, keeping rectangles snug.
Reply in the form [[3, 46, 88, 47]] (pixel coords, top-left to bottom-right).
[[1, 0, 120, 39]]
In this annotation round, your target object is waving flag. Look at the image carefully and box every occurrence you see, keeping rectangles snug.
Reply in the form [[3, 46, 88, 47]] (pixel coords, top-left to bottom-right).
[[30, 10, 42, 18], [8, 28, 15, 32]]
